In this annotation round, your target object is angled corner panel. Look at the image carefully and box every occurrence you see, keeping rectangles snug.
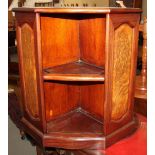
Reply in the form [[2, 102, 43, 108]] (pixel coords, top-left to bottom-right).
[[104, 13, 140, 134]]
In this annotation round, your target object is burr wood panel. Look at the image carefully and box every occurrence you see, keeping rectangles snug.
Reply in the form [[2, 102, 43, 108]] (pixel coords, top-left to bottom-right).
[[111, 24, 133, 120], [21, 23, 39, 118], [13, 8, 141, 150], [104, 13, 140, 136]]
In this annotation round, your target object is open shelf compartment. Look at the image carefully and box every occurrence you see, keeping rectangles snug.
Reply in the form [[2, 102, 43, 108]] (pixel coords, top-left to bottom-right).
[[44, 108, 105, 149], [43, 61, 105, 81], [47, 108, 103, 134]]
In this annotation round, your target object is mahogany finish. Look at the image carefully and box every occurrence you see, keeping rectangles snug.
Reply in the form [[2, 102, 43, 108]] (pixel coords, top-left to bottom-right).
[[41, 15, 79, 68], [13, 7, 142, 13], [44, 81, 79, 121], [13, 7, 141, 151], [79, 15, 106, 67], [80, 82, 105, 121], [47, 108, 103, 133], [44, 61, 104, 81]]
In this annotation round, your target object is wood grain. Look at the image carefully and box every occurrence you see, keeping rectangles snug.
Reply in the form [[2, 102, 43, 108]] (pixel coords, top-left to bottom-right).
[[44, 81, 80, 121], [47, 108, 103, 133], [13, 7, 142, 14], [21, 23, 39, 118], [111, 24, 133, 120], [104, 13, 140, 135], [13, 8, 141, 150], [80, 83, 105, 121], [41, 15, 79, 68], [79, 15, 106, 67], [43, 61, 104, 81]]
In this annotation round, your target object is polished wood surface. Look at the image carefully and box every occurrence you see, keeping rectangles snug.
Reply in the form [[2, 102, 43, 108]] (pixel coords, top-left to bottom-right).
[[15, 12, 45, 131], [104, 13, 140, 136], [13, 8, 141, 150], [79, 15, 106, 67], [41, 15, 79, 68], [44, 81, 79, 121], [13, 7, 142, 13], [43, 61, 104, 81], [80, 83, 105, 121], [124, 0, 142, 8], [110, 0, 142, 8], [47, 108, 103, 133], [44, 81, 105, 122]]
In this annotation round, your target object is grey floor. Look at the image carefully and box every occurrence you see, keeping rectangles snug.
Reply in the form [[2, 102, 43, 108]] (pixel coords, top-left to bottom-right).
[[8, 118, 36, 155]]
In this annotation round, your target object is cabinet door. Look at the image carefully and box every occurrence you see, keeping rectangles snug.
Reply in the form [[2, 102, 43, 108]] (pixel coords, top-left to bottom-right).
[[16, 12, 45, 131], [104, 13, 140, 135]]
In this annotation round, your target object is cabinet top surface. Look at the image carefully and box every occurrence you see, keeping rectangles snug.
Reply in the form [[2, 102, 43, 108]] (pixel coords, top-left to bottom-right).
[[12, 7, 142, 14]]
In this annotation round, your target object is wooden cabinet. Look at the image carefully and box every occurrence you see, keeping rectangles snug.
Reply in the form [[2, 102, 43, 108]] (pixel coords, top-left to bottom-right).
[[13, 8, 141, 150], [110, 0, 142, 8]]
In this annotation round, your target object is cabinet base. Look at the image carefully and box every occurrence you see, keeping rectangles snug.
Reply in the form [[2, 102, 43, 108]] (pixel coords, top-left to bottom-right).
[[21, 115, 139, 150]]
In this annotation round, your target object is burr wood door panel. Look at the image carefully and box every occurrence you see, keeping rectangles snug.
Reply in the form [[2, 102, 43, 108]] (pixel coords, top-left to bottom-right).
[[16, 13, 44, 130], [104, 14, 140, 134]]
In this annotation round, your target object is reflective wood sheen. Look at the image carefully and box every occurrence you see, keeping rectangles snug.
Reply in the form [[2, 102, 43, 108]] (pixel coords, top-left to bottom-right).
[[80, 16, 106, 67], [41, 15, 79, 68], [47, 108, 103, 133], [81, 83, 105, 121], [13, 8, 141, 150], [43, 61, 104, 81], [44, 82, 80, 121]]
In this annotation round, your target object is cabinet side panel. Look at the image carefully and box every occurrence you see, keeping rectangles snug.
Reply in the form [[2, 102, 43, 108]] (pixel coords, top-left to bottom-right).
[[79, 16, 106, 68], [111, 24, 133, 120], [44, 82, 80, 121], [104, 14, 140, 134], [41, 16, 80, 68], [15, 12, 44, 131], [21, 23, 39, 118], [80, 83, 105, 121]]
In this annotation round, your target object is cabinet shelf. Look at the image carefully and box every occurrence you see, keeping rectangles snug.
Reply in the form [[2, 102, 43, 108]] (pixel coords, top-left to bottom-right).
[[45, 108, 105, 149], [43, 61, 105, 81], [47, 108, 103, 134], [14, 7, 141, 149]]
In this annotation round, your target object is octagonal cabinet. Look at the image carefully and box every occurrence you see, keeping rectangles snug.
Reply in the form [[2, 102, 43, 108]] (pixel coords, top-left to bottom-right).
[[13, 7, 141, 150]]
